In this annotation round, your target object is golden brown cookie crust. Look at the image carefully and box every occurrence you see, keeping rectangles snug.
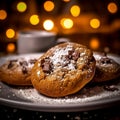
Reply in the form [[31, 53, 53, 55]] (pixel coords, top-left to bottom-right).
[[31, 42, 96, 97], [0, 58, 37, 85]]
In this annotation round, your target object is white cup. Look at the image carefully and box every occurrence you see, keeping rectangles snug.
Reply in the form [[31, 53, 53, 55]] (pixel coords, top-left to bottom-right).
[[17, 30, 57, 54]]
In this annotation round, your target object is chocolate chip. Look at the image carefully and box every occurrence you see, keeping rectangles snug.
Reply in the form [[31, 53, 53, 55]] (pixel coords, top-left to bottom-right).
[[67, 49, 80, 61], [22, 66, 28, 74], [19, 61, 28, 66], [8, 60, 17, 69], [68, 49, 74, 59], [8, 61, 14, 69], [99, 57, 113, 64], [29, 59, 37, 64], [41, 58, 53, 73], [64, 55, 70, 61], [42, 63, 51, 73]]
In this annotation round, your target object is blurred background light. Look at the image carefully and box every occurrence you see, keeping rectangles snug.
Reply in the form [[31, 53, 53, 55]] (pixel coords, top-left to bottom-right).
[[0, 10, 7, 20], [43, 19, 54, 30], [29, 14, 40, 25], [17, 2, 27, 12], [60, 18, 73, 29], [90, 37, 100, 50], [63, 0, 71, 2], [90, 18, 100, 29], [70, 5, 80, 17], [0, 0, 120, 55], [107, 2, 118, 14], [6, 29, 15, 39], [6, 43, 15, 53], [44, 1, 54, 12]]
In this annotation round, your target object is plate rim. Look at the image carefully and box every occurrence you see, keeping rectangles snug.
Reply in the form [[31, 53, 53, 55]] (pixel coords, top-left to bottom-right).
[[0, 92, 120, 112]]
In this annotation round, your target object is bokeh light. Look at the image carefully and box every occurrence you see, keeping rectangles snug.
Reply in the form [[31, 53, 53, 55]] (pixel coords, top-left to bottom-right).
[[0, 10, 7, 20], [60, 18, 73, 29], [43, 19, 54, 30], [63, 0, 70, 2], [17, 2, 27, 12], [29, 15, 40, 25], [90, 18, 100, 29], [6, 28, 15, 39], [90, 38, 100, 50], [6, 43, 15, 53], [107, 2, 118, 14], [44, 1, 54, 12], [70, 5, 80, 17]]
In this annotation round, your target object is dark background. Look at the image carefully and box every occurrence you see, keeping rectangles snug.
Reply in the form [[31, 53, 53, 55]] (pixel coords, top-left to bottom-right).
[[0, 0, 120, 55]]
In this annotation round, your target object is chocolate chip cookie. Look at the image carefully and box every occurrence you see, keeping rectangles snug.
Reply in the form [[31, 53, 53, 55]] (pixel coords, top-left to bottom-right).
[[0, 58, 37, 85], [31, 42, 96, 97], [92, 52, 120, 82]]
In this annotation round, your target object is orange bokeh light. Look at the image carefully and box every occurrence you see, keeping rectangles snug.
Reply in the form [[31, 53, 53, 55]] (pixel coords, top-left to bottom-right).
[[29, 15, 40, 25], [60, 18, 73, 29], [90, 18, 100, 29], [7, 43, 15, 53], [107, 2, 118, 14], [90, 38, 100, 50], [70, 5, 80, 17], [44, 1, 54, 12], [6, 28, 15, 39], [0, 10, 7, 20]]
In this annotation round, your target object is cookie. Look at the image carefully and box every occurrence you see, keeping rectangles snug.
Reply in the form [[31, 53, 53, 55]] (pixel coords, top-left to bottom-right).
[[31, 42, 96, 97], [92, 52, 120, 82], [0, 58, 37, 85]]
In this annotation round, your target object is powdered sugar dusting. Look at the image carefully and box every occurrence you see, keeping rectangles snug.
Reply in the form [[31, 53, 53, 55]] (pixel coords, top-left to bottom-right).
[[50, 45, 75, 70], [12, 82, 120, 105]]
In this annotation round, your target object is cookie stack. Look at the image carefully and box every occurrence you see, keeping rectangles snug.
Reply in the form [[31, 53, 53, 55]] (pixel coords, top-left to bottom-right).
[[0, 42, 120, 97]]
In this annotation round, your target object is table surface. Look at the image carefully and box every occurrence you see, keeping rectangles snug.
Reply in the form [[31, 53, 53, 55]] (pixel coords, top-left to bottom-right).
[[0, 105, 120, 120]]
